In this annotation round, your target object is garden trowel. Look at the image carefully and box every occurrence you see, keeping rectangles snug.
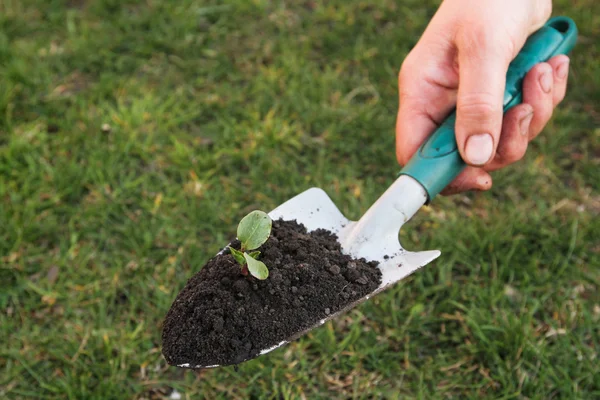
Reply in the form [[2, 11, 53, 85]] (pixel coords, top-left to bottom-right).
[[173, 17, 577, 369]]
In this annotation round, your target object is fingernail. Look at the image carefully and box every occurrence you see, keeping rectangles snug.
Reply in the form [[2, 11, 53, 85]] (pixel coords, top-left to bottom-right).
[[465, 133, 493, 165], [557, 59, 570, 79], [519, 112, 534, 136], [540, 69, 552, 93]]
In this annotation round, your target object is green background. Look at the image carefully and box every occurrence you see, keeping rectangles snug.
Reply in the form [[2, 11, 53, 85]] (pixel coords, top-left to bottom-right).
[[1, 0, 598, 398]]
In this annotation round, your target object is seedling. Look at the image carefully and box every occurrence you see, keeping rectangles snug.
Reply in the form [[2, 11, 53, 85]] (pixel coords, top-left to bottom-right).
[[228, 210, 272, 280]]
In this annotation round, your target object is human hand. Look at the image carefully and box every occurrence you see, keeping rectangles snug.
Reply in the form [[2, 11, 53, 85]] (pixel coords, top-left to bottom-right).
[[396, 0, 570, 194]]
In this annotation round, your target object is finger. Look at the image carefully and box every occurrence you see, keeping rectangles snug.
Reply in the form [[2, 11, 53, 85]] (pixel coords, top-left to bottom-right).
[[547, 55, 570, 106], [440, 167, 492, 195], [395, 51, 457, 166], [522, 62, 554, 139], [454, 27, 512, 167], [395, 107, 438, 167], [485, 104, 533, 171]]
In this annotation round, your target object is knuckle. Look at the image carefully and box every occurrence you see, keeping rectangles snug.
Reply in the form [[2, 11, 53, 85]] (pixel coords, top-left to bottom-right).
[[553, 90, 566, 106], [502, 143, 527, 164], [457, 23, 506, 54], [457, 92, 501, 121], [527, 1, 552, 31], [456, 22, 515, 61], [496, 128, 528, 164], [536, 104, 554, 125], [538, 1, 553, 23], [398, 54, 417, 85]]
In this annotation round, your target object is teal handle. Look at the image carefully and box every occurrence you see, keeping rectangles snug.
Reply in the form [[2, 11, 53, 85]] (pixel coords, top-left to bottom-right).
[[398, 16, 578, 202]]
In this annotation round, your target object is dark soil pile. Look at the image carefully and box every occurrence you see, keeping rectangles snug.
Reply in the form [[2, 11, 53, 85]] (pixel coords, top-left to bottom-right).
[[161, 219, 382, 368]]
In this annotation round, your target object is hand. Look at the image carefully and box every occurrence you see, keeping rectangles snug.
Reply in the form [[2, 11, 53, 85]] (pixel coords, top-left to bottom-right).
[[395, 0, 570, 194]]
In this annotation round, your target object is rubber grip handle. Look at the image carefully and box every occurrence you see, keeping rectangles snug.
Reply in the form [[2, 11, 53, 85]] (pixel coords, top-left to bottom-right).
[[398, 16, 578, 202]]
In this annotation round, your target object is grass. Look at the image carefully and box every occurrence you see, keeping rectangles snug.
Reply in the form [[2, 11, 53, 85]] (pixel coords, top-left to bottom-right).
[[1, 0, 598, 398]]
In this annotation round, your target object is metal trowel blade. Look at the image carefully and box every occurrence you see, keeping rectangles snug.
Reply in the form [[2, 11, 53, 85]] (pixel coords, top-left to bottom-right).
[[176, 176, 440, 369]]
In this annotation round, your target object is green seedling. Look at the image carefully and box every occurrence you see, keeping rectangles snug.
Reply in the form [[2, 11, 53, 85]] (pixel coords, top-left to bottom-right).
[[228, 210, 272, 280]]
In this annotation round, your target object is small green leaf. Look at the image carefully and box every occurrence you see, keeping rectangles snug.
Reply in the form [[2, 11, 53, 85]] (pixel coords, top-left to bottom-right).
[[228, 246, 246, 265], [237, 210, 272, 251], [248, 251, 261, 259], [243, 253, 269, 280]]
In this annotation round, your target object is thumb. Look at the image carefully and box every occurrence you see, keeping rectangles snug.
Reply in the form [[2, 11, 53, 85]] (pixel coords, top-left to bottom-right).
[[455, 34, 512, 166]]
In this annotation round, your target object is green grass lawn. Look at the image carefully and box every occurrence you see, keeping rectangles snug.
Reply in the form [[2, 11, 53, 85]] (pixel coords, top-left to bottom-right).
[[1, 0, 598, 398]]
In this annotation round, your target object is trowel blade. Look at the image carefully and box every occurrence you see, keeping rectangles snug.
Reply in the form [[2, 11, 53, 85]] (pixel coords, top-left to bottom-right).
[[175, 187, 439, 369]]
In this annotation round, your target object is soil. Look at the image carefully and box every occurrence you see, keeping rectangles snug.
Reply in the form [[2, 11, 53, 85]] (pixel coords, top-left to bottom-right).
[[161, 219, 382, 368]]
